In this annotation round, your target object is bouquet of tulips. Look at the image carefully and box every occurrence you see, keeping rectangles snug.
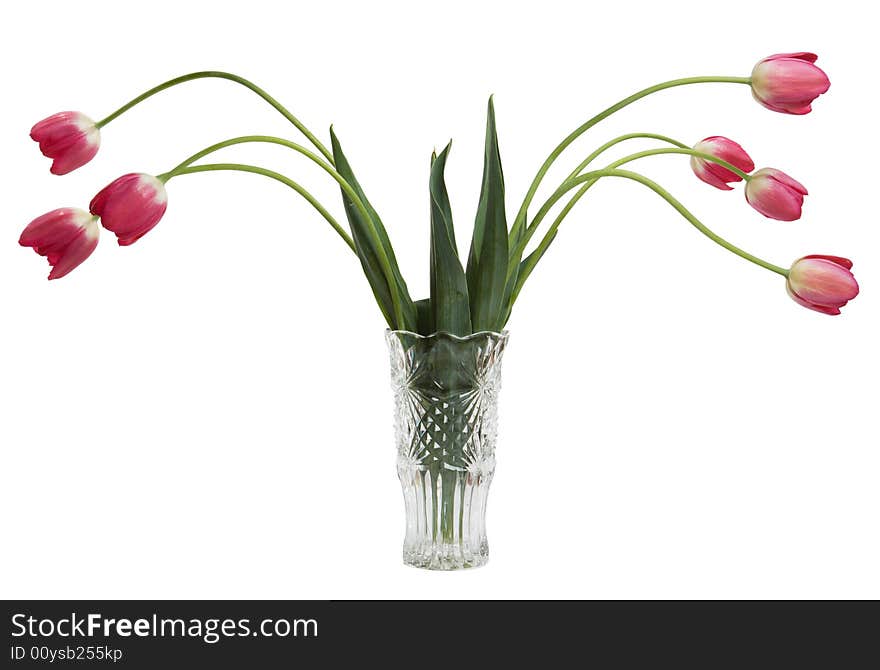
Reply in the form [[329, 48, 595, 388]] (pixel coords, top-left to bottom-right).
[[21, 52, 859, 324]]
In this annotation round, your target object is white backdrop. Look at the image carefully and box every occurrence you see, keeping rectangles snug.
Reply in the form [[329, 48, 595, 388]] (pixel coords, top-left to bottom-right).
[[1, 0, 876, 599]]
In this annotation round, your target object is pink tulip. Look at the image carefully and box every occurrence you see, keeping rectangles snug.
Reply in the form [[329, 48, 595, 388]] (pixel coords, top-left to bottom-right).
[[744, 168, 807, 221], [19, 208, 100, 280], [90, 174, 168, 246], [30, 112, 101, 175], [786, 255, 858, 315], [751, 53, 830, 115], [690, 136, 755, 190]]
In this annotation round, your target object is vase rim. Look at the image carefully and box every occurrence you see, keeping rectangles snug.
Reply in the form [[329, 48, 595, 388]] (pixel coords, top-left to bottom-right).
[[386, 328, 509, 342]]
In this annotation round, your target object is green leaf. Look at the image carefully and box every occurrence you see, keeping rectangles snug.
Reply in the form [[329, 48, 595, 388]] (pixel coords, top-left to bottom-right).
[[429, 142, 472, 336], [466, 96, 509, 332], [414, 297, 434, 336], [330, 128, 416, 331]]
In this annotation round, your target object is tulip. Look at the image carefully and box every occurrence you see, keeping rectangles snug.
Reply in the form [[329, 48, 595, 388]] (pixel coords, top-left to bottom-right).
[[19, 208, 100, 280], [90, 173, 168, 246], [786, 255, 858, 315], [744, 168, 807, 221], [690, 136, 755, 190], [30, 112, 101, 175], [751, 53, 830, 115]]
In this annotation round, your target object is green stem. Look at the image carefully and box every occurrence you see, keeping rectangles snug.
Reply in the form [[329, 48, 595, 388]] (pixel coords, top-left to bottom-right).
[[95, 71, 334, 164], [160, 137, 407, 327], [509, 167, 787, 308], [606, 147, 752, 181], [509, 76, 752, 244], [160, 135, 333, 179], [164, 163, 356, 253], [521, 135, 688, 272], [563, 132, 689, 185], [512, 146, 753, 268]]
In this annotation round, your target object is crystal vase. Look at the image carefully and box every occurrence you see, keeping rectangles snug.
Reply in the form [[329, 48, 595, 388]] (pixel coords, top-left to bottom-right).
[[386, 329, 510, 570]]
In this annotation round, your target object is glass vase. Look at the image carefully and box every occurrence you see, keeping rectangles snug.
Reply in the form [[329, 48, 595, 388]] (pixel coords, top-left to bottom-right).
[[386, 329, 510, 570]]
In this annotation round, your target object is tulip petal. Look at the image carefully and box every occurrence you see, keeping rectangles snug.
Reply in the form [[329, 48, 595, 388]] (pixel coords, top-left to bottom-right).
[[800, 254, 853, 270], [48, 228, 99, 279], [691, 157, 734, 190], [765, 52, 819, 64], [786, 283, 840, 315], [745, 183, 802, 221], [750, 53, 830, 116], [788, 257, 859, 308], [766, 169, 808, 196], [691, 137, 754, 190], [19, 208, 99, 279], [91, 174, 168, 246], [30, 112, 100, 175]]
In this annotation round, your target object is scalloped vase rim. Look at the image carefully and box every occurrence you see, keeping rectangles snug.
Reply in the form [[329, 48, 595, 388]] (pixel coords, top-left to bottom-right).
[[386, 328, 510, 342]]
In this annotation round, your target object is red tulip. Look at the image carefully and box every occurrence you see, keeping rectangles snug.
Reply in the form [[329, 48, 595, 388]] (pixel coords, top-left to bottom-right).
[[751, 53, 830, 115], [30, 112, 101, 175], [745, 168, 807, 221], [19, 208, 100, 280], [786, 256, 859, 315], [690, 136, 755, 190], [90, 174, 168, 246]]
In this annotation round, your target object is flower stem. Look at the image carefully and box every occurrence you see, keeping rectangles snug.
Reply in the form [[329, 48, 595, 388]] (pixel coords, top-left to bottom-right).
[[160, 136, 407, 327], [160, 135, 334, 179], [515, 134, 689, 276], [94, 71, 334, 164], [509, 167, 787, 308], [512, 136, 691, 258], [509, 76, 753, 246], [563, 132, 690, 183], [164, 163, 356, 253], [606, 147, 752, 181], [511, 146, 755, 279]]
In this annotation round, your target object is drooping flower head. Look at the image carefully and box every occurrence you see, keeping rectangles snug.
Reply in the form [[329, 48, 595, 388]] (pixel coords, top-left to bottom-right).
[[690, 136, 755, 190], [786, 255, 859, 315], [751, 53, 830, 115], [745, 168, 808, 221], [90, 173, 168, 246], [30, 112, 101, 175], [19, 208, 100, 279]]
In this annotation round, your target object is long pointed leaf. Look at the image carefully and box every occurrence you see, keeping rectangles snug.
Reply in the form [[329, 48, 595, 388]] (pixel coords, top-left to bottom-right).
[[330, 128, 416, 330], [429, 143, 471, 335], [466, 97, 509, 331]]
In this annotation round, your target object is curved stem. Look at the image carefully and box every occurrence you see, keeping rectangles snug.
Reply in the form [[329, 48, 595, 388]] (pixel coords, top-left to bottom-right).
[[521, 135, 688, 270], [509, 76, 752, 244], [159, 135, 333, 179], [510, 167, 787, 308], [512, 146, 753, 268], [563, 132, 689, 185], [95, 71, 334, 164], [606, 147, 752, 181], [523, 134, 688, 266], [159, 136, 406, 326], [165, 163, 356, 253]]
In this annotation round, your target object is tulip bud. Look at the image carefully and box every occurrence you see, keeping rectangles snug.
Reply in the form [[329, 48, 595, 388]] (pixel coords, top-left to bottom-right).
[[744, 168, 807, 221], [751, 53, 830, 115], [19, 208, 100, 279], [30, 111, 101, 175], [690, 136, 755, 190], [786, 255, 859, 315], [90, 174, 168, 246]]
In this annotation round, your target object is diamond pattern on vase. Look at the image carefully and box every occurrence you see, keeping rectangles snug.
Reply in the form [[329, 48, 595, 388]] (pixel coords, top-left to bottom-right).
[[387, 330, 509, 569]]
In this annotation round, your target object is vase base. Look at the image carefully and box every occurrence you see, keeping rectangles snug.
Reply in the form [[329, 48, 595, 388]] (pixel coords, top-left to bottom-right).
[[403, 544, 489, 571]]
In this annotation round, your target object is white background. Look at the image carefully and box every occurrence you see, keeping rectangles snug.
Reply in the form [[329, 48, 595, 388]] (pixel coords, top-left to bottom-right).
[[1, 0, 876, 599]]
